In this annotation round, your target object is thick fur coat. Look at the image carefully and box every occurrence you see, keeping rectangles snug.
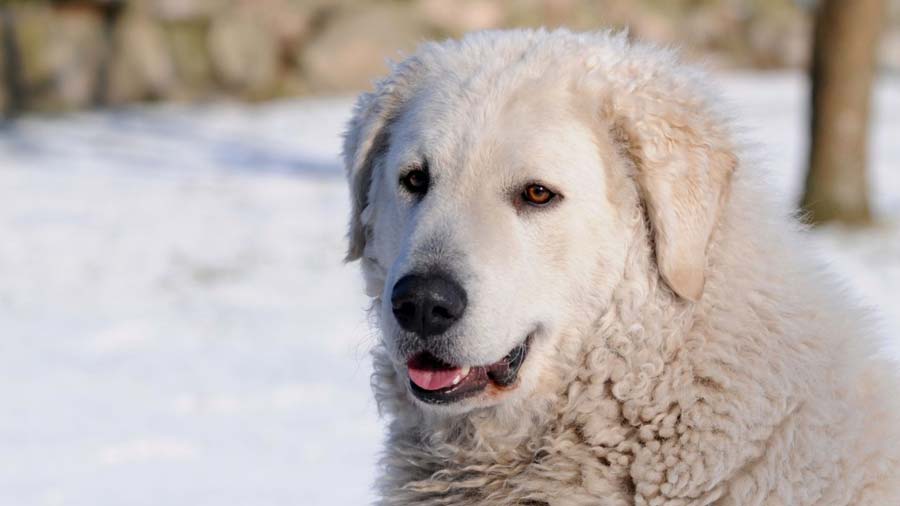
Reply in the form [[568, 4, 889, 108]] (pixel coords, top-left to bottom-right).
[[343, 29, 900, 505]]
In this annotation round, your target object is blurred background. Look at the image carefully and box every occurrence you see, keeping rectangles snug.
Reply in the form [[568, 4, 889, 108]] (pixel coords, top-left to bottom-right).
[[1, 1, 898, 505], [1, 0, 900, 113]]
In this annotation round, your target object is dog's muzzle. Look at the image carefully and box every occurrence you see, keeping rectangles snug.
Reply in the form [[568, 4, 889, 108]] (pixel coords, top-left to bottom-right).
[[405, 336, 532, 405]]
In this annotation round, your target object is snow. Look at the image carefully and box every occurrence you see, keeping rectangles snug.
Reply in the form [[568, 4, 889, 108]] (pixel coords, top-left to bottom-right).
[[0, 73, 898, 506]]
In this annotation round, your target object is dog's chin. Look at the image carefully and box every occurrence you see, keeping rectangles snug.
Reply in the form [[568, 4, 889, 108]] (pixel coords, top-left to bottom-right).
[[403, 335, 533, 410]]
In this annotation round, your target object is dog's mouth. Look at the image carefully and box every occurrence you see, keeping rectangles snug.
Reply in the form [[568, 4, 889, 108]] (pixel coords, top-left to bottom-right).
[[406, 338, 531, 405]]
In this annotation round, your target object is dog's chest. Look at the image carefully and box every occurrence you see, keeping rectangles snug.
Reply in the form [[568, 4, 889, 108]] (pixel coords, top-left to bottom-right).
[[380, 427, 637, 506]]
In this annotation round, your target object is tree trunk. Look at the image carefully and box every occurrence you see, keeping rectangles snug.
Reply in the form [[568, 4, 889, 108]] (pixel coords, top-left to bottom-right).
[[801, 0, 885, 225], [1, 6, 26, 118], [92, 1, 125, 108]]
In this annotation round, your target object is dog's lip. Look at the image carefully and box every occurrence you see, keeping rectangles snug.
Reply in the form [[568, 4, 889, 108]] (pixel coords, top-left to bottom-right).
[[406, 336, 532, 405]]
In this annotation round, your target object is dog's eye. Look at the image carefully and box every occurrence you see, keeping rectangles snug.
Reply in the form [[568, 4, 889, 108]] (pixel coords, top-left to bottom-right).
[[400, 166, 429, 196], [522, 184, 556, 206]]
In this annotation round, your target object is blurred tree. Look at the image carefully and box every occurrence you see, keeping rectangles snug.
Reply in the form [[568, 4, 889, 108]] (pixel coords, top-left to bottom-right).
[[801, 0, 886, 225], [90, 0, 125, 107], [1, 5, 25, 117]]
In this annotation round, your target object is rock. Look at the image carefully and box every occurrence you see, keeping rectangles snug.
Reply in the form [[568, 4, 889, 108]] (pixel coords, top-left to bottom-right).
[[149, 0, 224, 22], [259, 0, 315, 44], [207, 3, 280, 99], [746, 8, 810, 68], [108, 8, 179, 103], [300, 3, 431, 93], [54, 8, 108, 108], [418, 0, 503, 35], [879, 28, 900, 71], [161, 18, 215, 99], [12, 4, 107, 111]]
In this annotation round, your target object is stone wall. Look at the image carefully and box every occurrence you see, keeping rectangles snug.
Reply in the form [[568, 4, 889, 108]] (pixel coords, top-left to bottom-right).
[[1, 0, 898, 115]]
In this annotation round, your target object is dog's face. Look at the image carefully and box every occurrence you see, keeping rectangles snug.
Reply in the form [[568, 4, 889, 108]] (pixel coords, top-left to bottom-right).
[[344, 32, 735, 415], [362, 83, 631, 412]]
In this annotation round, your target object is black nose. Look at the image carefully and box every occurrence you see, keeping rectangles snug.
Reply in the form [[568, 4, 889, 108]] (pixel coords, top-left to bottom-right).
[[391, 274, 467, 337]]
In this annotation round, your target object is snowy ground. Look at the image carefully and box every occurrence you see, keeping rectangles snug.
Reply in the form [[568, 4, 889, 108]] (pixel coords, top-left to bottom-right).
[[0, 73, 898, 506]]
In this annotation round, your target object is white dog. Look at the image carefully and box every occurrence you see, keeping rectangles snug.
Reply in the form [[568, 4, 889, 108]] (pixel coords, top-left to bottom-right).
[[342, 29, 900, 505]]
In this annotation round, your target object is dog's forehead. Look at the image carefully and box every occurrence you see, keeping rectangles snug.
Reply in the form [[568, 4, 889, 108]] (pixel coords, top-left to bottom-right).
[[391, 79, 596, 181]]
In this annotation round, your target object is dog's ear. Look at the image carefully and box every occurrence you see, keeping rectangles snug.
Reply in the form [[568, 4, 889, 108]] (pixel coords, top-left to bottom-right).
[[343, 94, 392, 262], [597, 66, 736, 302], [342, 59, 423, 262]]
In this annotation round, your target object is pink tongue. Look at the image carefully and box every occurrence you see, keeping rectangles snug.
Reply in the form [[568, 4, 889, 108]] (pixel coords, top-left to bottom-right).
[[408, 366, 463, 391]]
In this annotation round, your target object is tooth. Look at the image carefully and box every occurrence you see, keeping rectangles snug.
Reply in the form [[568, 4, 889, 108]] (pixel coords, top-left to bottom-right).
[[460, 366, 471, 377]]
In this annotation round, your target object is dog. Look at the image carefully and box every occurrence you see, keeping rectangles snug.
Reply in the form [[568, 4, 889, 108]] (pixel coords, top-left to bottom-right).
[[342, 29, 900, 505]]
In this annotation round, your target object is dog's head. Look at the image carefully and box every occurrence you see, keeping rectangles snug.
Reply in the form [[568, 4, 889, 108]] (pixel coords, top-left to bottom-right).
[[343, 30, 735, 415]]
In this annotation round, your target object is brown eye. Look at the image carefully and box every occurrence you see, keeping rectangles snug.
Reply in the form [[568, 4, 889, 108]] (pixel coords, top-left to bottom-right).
[[522, 184, 556, 206], [400, 166, 429, 196]]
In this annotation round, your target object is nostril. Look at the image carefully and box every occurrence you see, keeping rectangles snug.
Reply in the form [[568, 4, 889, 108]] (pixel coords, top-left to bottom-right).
[[431, 305, 453, 321], [395, 301, 417, 319]]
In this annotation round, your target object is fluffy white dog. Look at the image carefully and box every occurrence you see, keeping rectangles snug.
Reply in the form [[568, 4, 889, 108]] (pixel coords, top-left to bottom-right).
[[342, 29, 900, 505]]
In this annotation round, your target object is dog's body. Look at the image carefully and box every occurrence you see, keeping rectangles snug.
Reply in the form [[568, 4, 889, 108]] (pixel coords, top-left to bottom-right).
[[343, 29, 900, 505]]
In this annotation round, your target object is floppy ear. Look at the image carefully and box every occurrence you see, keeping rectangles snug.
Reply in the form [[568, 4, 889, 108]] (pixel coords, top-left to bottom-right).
[[342, 58, 424, 262], [598, 67, 736, 302], [343, 94, 392, 262]]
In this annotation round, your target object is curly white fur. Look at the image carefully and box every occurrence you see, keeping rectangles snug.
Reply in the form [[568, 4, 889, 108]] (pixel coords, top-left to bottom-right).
[[344, 29, 900, 506]]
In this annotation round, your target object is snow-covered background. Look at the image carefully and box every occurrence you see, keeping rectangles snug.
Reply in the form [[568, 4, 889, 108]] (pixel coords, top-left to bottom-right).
[[0, 73, 898, 506]]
